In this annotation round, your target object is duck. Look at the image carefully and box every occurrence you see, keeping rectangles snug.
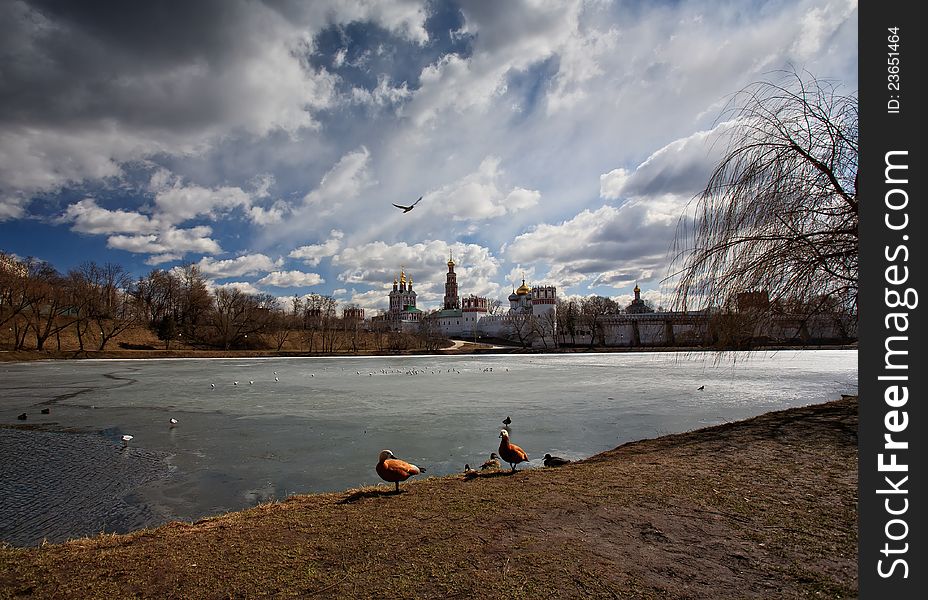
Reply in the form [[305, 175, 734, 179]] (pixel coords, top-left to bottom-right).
[[17, 413, 26, 420], [376, 450, 426, 493], [543, 453, 571, 467], [463, 464, 479, 479], [169, 418, 178, 427], [480, 452, 501, 470], [498, 430, 529, 472], [41, 408, 50, 415], [697, 385, 705, 390]]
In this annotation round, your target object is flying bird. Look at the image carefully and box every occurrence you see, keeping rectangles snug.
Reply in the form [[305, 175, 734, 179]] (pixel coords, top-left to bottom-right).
[[498, 430, 529, 472], [543, 453, 571, 467], [392, 196, 423, 213], [376, 450, 426, 493]]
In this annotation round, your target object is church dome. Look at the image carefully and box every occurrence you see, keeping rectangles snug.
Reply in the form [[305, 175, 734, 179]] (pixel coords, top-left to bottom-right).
[[508, 290, 519, 301], [515, 278, 531, 295]]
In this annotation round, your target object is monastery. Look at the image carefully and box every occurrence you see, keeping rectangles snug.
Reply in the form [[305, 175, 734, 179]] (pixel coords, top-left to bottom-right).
[[374, 253, 557, 347], [371, 254, 855, 348]]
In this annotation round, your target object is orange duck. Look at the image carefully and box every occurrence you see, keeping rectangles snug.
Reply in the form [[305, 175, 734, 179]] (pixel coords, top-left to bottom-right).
[[498, 430, 529, 472], [376, 450, 425, 493]]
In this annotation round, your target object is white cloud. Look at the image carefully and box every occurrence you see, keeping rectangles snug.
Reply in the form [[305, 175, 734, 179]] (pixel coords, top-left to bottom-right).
[[106, 226, 222, 258], [423, 157, 540, 221], [599, 168, 631, 201], [150, 171, 253, 225], [257, 270, 325, 287], [196, 254, 283, 279], [302, 147, 374, 212], [60, 199, 161, 235], [215, 281, 263, 296], [289, 230, 344, 266]]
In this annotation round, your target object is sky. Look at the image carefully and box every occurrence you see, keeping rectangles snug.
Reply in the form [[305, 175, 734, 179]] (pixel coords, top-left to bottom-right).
[[0, 0, 858, 314]]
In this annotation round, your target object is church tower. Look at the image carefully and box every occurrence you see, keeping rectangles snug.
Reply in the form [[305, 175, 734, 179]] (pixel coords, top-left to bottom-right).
[[443, 252, 460, 310]]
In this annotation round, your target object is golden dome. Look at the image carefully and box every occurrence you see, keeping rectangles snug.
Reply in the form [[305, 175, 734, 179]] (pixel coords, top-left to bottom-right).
[[516, 278, 531, 295], [447, 251, 455, 268], [634, 283, 640, 293], [400, 269, 406, 284]]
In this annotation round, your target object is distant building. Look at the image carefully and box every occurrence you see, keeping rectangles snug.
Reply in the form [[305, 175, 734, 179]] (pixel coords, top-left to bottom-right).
[[625, 284, 653, 314], [342, 307, 365, 321], [370, 269, 423, 331]]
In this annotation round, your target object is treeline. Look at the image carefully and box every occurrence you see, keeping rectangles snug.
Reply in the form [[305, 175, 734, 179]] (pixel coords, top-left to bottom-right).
[[0, 252, 426, 354]]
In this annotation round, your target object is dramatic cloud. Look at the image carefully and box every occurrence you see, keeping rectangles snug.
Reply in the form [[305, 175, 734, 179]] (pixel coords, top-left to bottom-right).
[[0, 0, 857, 303]]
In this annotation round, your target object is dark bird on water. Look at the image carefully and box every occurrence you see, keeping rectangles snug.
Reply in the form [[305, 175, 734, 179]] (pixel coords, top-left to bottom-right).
[[17, 413, 27, 420], [41, 408, 50, 414], [502, 416, 512, 425], [543, 453, 571, 467], [392, 196, 423, 213], [697, 385, 705, 390]]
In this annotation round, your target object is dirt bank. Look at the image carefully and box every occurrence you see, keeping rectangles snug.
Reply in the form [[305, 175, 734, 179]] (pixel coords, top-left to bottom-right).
[[0, 396, 857, 599]]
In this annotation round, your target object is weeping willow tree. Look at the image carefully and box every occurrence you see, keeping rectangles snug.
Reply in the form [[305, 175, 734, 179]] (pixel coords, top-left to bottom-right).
[[668, 70, 858, 343]]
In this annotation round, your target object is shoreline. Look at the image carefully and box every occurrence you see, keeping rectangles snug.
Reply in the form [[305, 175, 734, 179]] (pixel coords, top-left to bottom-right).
[[0, 343, 858, 363], [0, 395, 858, 598]]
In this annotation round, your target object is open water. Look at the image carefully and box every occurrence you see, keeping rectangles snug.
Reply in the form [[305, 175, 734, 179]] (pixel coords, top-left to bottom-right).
[[0, 349, 857, 546]]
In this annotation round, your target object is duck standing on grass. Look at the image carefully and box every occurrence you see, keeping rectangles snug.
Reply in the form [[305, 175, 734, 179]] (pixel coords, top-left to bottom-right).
[[376, 450, 426, 493], [498, 430, 529, 472]]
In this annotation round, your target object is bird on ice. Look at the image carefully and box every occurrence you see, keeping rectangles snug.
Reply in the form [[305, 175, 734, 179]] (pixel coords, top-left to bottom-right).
[[392, 196, 422, 213], [480, 452, 501, 470], [498, 430, 529, 472], [376, 450, 426, 493], [543, 453, 571, 467]]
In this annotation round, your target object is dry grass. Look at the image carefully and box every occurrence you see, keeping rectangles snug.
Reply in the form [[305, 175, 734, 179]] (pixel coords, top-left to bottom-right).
[[0, 397, 858, 599]]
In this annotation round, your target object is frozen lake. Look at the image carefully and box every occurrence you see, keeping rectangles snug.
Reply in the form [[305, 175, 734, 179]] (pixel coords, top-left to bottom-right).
[[0, 350, 857, 546]]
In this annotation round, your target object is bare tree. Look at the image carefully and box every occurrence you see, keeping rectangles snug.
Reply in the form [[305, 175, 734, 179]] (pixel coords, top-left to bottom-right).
[[556, 298, 580, 346], [669, 70, 858, 328], [77, 262, 139, 351], [580, 296, 617, 348]]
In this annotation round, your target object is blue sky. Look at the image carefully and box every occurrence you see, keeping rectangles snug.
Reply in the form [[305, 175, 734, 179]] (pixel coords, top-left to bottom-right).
[[0, 0, 858, 314]]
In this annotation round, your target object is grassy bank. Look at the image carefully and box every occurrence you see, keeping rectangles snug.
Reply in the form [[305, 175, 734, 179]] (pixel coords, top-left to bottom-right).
[[0, 396, 857, 599]]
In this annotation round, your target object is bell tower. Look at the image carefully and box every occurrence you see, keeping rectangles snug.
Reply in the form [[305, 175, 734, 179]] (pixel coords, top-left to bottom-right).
[[443, 251, 460, 310]]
